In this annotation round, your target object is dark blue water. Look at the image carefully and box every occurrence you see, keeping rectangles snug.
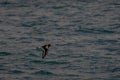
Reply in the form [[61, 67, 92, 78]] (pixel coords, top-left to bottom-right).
[[0, 0, 120, 80]]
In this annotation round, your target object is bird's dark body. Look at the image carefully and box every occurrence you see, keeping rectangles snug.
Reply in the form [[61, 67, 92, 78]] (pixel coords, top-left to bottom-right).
[[41, 44, 51, 59]]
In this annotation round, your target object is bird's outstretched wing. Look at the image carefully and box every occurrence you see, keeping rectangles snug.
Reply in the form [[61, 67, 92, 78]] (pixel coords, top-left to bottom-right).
[[42, 51, 47, 59]]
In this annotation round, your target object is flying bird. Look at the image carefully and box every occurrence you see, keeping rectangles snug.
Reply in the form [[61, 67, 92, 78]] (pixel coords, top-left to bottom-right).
[[41, 44, 51, 59]]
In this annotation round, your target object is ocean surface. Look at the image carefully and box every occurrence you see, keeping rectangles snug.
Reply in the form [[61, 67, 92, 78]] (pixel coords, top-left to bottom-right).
[[0, 0, 120, 80]]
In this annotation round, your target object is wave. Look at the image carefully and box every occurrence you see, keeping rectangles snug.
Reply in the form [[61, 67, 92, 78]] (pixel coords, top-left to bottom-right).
[[110, 68, 120, 72], [76, 28, 115, 34], [33, 70, 54, 75], [30, 60, 69, 65], [0, 52, 11, 56], [30, 60, 44, 64], [45, 61, 69, 65], [8, 69, 24, 74], [95, 39, 118, 45]]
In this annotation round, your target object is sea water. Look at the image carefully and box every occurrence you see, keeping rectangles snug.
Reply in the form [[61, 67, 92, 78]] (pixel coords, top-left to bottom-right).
[[0, 0, 120, 80]]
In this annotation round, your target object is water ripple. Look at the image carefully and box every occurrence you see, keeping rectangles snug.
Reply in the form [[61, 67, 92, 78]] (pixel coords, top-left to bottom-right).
[[8, 69, 24, 74], [30, 60, 69, 65], [0, 52, 11, 56], [76, 27, 115, 34], [33, 70, 54, 75]]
